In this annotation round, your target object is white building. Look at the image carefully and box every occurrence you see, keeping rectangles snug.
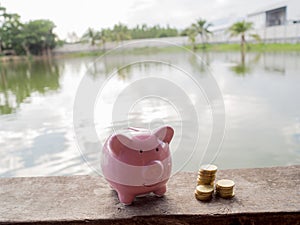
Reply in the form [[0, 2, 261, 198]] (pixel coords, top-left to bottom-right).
[[208, 0, 300, 43], [247, 0, 300, 29], [245, 0, 300, 42]]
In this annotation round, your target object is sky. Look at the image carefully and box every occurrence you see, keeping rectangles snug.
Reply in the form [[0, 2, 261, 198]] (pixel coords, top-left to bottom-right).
[[1, 0, 284, 40]]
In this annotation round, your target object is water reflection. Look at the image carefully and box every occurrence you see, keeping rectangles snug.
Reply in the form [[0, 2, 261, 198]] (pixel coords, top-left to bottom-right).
[[229, 52, 261, 76], [0, 59, 60, 114], [0, 51, 300, 177], [230, 60, 251, 75], [189, 52, 210, 74]]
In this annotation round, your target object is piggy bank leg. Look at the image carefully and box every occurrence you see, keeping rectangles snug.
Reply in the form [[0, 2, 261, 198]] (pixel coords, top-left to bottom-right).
[[153, 185, 166, 197], [117, 191, 135, 205]]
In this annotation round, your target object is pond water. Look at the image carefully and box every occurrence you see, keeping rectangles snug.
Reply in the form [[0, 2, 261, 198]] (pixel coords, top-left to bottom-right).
[[0, 49, 300, 177]]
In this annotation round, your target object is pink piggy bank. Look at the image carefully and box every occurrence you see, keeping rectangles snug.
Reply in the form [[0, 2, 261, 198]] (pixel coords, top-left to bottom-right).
[[101, 126, 174, 205]]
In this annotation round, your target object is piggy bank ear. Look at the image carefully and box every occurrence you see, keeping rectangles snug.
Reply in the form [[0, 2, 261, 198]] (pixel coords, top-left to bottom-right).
[[153, 126, 174, 144], [109, 134, 131, 156]]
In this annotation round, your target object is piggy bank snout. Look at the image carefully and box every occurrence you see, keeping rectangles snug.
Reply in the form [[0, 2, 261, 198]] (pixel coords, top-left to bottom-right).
[[142, 160, 164, 184]]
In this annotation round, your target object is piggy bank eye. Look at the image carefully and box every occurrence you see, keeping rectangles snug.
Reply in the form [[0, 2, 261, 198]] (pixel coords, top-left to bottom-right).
[[156, 147, 159, 152], [139, 150, 143, 154]]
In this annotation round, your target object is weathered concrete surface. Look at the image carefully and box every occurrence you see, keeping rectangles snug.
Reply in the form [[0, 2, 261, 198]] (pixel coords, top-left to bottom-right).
[[0, 166, 299, 224]]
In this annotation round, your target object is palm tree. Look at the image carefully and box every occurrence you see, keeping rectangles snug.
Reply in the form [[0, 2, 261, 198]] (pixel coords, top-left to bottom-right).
[[81, 28, 100, 46], [187, 25, 198, 51], [112, 23, 131, 43], [193, 19, 212, 49], [228, 21, 253, 54], [99, 28, 111, 51]]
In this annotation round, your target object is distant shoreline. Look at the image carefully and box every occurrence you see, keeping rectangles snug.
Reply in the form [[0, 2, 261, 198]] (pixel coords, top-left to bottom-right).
[[1, 42, 300, 63]]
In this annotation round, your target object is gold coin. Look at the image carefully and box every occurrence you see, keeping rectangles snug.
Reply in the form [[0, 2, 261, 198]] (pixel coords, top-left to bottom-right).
[[195, 189, 213, 196], [198, 173, 216, 178], [216, 179, 235, 188], [195, 190, 211, 197], [216, 187, 233, 192], [195, 185, 214, 194], [217, 191, 233, 196], [194, 191, 212, 201], [195, 196, 212, 201], [197, 181, 214, 186], [195, 193, 212, 198], [198, 172, 216, 177], [197, 180, 214, 183], [198, 179, 215, 183], [200, 164, 218, 172], [199, 169, 217, 173], [217, 189, 233, 194], [197, 177, 215, 182], [198, 174, 212, 178], [218, 191, 235, 199]]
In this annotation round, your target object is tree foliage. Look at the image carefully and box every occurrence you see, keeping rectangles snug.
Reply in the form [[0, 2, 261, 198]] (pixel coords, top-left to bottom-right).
[[228, 21, 253, 37], [81, 27, 100, 45], [130, 24, 178, 39], [0, 4, 57, 56], [186, 25, 198, 51], [81, 23, 179, 46], [184, 18, 213, 50], [193, 19, 212, 48], [112, 23, 131, 42], [228, 21, 253, 51], [21, 19, 57, 55], [0, 13, 22, 51]]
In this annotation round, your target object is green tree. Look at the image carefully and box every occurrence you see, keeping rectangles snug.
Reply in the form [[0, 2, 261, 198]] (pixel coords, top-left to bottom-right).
[[20, 19, 57, 56], [0, 5, 6, 53], [130, 24, 178, 39], [0, 6, 23, 54], [112, 23, 131, 42], [193, 19, 212, 49], [99, 28, 112, 50], [187, 24, 198, 51], [228, 21, 253, 54], [0, 14, 23, 53], [81, 27, 100, 46], [0, 3, 58, 56]]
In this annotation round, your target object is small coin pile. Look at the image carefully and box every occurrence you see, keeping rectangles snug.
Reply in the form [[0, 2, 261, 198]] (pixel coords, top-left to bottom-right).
[[195, 164, 217, 201], [197, 164, 218, 185], [216, 179, 235, 198], [194, 185, 214, 201], [194, 164, 235, 201]]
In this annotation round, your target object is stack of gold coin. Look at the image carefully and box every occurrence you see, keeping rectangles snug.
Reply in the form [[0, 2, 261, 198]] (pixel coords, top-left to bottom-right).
[[197, 164, 218, 185], [216, 179, 235, 198], [194, 185, 214, 201]]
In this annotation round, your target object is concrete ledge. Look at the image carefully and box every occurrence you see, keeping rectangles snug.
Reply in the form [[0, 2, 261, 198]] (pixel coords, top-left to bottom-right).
[[1, 166, 299, 224]]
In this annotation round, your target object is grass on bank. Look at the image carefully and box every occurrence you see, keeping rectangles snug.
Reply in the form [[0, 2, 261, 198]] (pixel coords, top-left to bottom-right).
[[206, 43, 300, 52], [58, 43, 300, 59], [1, 43, 300, 62], [68, 43, 300, 57]]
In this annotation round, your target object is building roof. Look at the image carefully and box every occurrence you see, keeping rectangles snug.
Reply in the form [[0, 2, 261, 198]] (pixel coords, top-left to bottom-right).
[[247, 0, 287, 17]]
